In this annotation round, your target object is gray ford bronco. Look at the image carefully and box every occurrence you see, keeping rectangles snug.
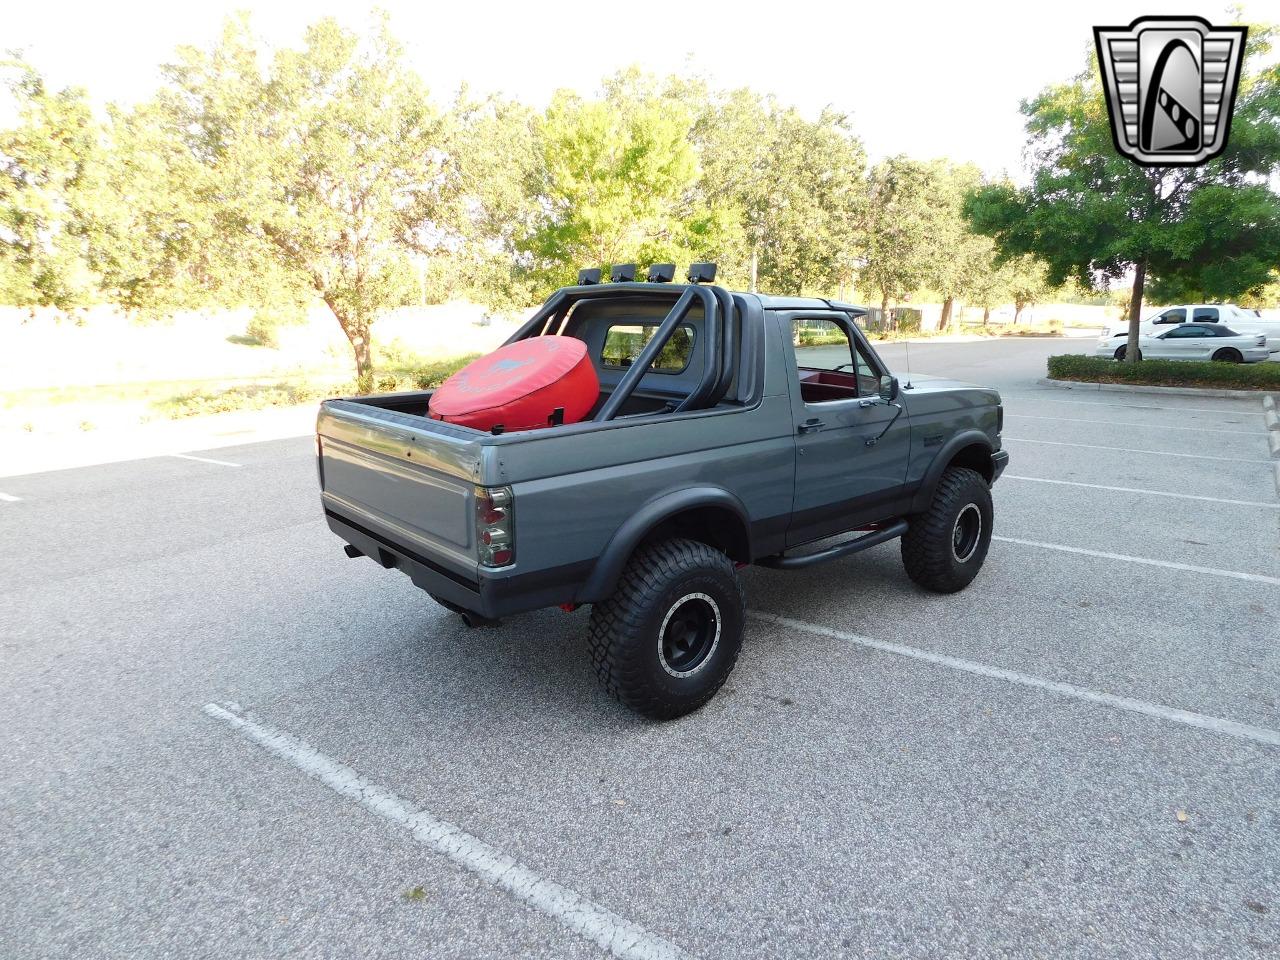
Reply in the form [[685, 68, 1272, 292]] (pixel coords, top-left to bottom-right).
[[316, 264, 1007, 718]]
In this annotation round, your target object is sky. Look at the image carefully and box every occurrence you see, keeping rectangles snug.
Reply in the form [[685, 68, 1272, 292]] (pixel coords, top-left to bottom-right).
[[5, 0, 1277, 177]]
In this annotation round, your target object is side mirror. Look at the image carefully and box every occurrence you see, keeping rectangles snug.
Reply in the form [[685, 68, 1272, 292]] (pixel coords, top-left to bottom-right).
[[879, 374, 899, 403]]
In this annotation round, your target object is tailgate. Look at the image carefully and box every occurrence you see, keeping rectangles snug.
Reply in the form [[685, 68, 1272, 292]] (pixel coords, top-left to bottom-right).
[[317, 400, 484, 576]]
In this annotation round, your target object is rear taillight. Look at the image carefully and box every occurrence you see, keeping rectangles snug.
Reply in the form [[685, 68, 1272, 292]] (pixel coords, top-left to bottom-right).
[[475, 486, 514, 567]]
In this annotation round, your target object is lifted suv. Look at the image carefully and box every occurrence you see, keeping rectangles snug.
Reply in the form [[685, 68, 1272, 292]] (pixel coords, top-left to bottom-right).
[[316, 268, 1007, 718]]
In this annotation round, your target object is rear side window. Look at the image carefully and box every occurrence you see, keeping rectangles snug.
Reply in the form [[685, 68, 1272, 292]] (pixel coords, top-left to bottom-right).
[[1155, 309, 1186, 324], [1216, 327, 1238, 337], [1192, 307, 1219, 322], [601, 324, 695, 374]]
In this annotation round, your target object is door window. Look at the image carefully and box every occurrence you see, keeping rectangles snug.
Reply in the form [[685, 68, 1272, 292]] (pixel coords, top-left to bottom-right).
[[1191, 307, 1219, 322], [1154, 309, 1187, 324], [1163, 325, 1210, 338], [792, 318, 859, 403]]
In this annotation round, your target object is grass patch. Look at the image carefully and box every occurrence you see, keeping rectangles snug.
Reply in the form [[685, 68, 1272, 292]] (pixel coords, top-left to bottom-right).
[[1047, 354, 1280, 390], [154, 354, 481, 418]]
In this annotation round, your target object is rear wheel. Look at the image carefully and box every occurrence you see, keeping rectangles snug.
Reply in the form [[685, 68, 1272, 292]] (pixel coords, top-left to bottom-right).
[[1211, 348, 1243, 363], [587, 538, 745, 719], [901, 467, 993, 593]]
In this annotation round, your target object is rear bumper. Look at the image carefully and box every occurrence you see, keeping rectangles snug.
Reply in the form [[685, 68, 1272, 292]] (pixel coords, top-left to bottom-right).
[[325, 508, 586, 619], [991, 449, 1009, 483]]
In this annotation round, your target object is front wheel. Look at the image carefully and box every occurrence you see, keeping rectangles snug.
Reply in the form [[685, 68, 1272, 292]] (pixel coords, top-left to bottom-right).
[[901, 467, 994, 593], [587, 538, 745, 719]]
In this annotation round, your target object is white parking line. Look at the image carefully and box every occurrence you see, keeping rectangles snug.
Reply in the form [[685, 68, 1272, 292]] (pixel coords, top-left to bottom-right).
[[1002, 394, 1257, 417], [202, 703, 692, 960], [1002, 474, 1280, 509], [170, 453, 242, 468], [0, 491, 22, 502], [1003, 437, 1272, 464], [993, 535, 1280, 586], [1006, 413, 1259, 435], [748, 612, 1280, 749]]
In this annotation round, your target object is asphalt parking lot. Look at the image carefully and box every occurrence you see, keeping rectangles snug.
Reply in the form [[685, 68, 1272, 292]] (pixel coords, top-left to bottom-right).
[[3, 338, 1278, 959]]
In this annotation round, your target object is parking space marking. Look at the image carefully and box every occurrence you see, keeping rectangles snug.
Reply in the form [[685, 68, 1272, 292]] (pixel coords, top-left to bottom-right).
[[1006, 413, 1259, 435], [202, 703, 693, 960], [1003, 474, 1280, 509], [748, 613, 1280, 749], [993, 536, 1280, 586], [1003, 437, 1272, 464], [1001, 394, 1258, 417], [0, 491, 22, 502], [170, 453, 243, 468]]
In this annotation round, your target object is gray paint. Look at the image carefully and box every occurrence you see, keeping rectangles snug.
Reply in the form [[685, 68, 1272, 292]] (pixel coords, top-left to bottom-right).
[[316, 292, 1004, 617]]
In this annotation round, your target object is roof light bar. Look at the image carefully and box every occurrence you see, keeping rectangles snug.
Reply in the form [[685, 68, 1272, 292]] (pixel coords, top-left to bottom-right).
[[687, 262, 717, 284]]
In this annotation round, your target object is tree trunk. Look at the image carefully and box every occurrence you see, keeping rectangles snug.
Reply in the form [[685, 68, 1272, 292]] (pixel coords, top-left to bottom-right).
[[329, 300, 374, 390], [350, 330, 373, 390], [940, 296, 954, 332], [749, 246, 758, 293], [1125, 260, 1147, 364], [881, 292, 891, 331], [982, 306, 990, 326]]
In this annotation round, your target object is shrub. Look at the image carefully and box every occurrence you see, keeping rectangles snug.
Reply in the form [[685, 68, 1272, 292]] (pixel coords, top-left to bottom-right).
[[411, 354, 479, 390], [156, 381, 326, 418], [1047, 354, 1280, 390]]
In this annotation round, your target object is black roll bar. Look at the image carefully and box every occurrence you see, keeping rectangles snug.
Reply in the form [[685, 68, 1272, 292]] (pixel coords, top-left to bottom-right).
[[594, 285, 719, 422], [705, 286, 737, 407], [504, 281, 728, 422]]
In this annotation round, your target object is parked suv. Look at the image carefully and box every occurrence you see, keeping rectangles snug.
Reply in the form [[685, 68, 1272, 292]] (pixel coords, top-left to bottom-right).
[[316, 268, 1007, 718]]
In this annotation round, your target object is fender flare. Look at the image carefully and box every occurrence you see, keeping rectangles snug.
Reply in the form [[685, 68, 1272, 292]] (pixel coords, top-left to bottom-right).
[[575, 486, 751, 603], [909, 430, 994, 513]]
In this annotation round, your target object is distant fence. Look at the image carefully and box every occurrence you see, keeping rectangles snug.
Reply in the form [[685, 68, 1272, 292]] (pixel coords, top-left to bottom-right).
[[858, 307, 923, 332]]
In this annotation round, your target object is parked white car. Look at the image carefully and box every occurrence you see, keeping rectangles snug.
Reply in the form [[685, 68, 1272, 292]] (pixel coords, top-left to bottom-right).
[[1095, 323, 1269, 362], [1105, 304, 1280, 352]]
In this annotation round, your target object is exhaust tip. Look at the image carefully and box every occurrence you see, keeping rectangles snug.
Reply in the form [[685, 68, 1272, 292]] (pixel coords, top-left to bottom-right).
[[343, 544, 364, 559]]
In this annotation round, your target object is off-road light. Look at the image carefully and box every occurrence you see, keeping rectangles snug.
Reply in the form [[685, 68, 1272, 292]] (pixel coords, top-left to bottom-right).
[[610, 263, 636, 283], [646, 263, 675, 283], [475, 485, 515, 567], [687, 262, 717, 284], [577, 268, 602, 285]]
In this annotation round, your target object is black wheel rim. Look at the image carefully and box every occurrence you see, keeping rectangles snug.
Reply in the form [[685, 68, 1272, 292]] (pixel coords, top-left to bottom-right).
[[658, 593, 721, 678], [952, 503, 983, 563]]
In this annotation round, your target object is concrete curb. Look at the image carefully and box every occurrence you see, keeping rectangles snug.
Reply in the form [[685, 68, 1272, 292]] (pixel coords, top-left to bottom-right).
[[1038, 378, 1272, 400], [1270, 431, 1280, 459], [1266, 408, 1280, 432]]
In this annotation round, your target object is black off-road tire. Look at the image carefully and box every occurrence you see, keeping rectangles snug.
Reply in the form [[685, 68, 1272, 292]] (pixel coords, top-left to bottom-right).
[[901, 467, 993, 593], [587, 538, 745, 720]]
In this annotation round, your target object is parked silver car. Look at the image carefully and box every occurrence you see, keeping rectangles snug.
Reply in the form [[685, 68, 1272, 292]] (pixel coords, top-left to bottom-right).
[[1095, 323, 1269, 362]]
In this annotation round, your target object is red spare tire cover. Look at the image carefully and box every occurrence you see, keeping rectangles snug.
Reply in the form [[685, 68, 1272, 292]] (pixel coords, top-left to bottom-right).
[[428, 335, 599, 432]]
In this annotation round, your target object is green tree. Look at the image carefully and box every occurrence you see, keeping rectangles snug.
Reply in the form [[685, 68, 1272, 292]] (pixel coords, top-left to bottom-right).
[[683, 82, 866, 295], [965, 17, 1280, 362], [0, 57, 99, 309], [519, 87, 716, 293], [145, 15, 448, 385], [861, 156, 953, 323]]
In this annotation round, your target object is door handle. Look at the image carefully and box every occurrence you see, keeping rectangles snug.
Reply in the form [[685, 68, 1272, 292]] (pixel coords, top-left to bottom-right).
[[858, 398, 877, 408], [798, 419, 825, 435]]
